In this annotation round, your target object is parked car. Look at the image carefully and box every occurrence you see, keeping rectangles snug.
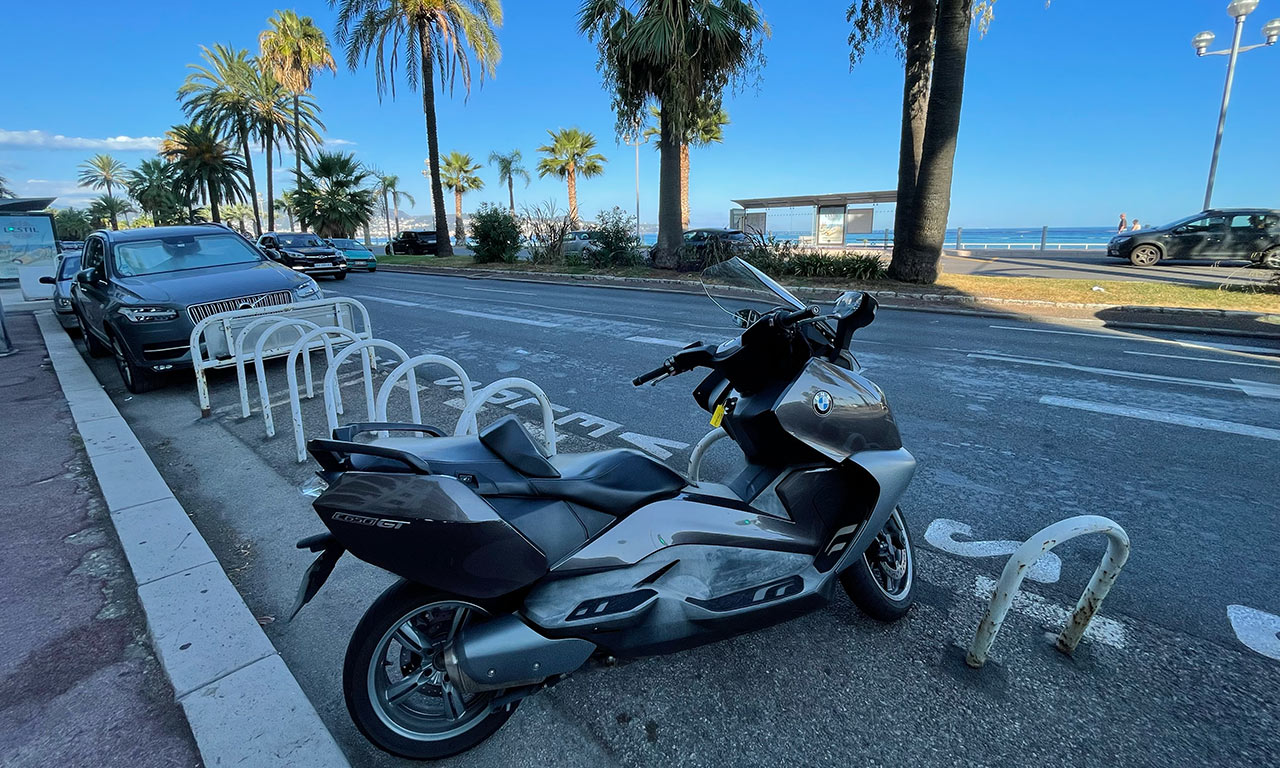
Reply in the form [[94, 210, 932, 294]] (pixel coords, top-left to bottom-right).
[[59, 241, 85, 252], [326, 237, 378, 271], [256, 232, 348, 279], [562, 230, 603, 259], [39, 249, 83, 332], [386, 230, 439, 256], [648, 228, 753, 270], [1107, 208, 1280, 267], [71, 225, 322, 393]]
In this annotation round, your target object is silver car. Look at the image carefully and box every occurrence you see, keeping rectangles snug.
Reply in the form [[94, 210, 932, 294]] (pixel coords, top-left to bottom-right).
[[562, 230, 602, 259]]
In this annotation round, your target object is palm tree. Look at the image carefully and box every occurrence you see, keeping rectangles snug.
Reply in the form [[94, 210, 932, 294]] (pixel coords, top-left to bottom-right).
[[488, 149, 530, 213], [126, 158, 179, 225], [383, 174, 414, 236], [275, 193, 297, 231], [51, 207, 92, 240], [333, 0, 503, 258], [245, 63, 324, 232], [438, 152, 484, 245], [160, 123, 248, 223], [88, 195, 135, 230], [293, 151, 377, 237], [179, 44, 266, 235], [580, 0, 767, 268], [222, 202, 255, 234], [536, 129, 606, 224], [0, 173, 12, 198], [259, 8, 336, 226], [77, 154, 128, 228], [645, 101, 728, 229]]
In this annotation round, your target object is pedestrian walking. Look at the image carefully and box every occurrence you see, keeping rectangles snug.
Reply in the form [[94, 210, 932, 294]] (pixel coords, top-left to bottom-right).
[[1118, 213, 1128, 233]]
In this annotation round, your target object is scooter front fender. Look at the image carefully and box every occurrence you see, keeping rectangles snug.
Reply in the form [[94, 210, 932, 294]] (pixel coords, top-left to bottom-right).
[[832, 448, 916, 574]]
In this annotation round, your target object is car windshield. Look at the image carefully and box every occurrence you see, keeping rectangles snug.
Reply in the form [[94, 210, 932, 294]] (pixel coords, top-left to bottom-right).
[[113, 233, 263, 277], [700, 257, 805, 327], [277, 234, 327, 248], [330, 238, 365, 249], [57, 252, 82, 279]]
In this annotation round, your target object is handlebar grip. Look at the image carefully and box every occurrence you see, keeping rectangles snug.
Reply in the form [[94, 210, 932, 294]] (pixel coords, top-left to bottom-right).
[[633, 362, 671, 386], [780, 305, 820, 325]]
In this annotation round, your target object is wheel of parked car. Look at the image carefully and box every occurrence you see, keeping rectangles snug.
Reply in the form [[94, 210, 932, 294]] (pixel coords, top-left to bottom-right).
[[1262, 247, 1280, 270], [111, 335, 160, 394], [77, 312, 110, 357], [1129, 244, 1161, 267], [333, 271, 347, 281], [385, 245, 393, 256]]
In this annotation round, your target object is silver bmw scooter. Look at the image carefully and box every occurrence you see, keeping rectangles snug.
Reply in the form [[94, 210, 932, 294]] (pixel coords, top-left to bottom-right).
[[293, 257, 917, 759]]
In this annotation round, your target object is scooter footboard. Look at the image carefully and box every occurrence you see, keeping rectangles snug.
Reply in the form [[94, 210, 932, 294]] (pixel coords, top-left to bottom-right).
[[314, 472, 548, 598]]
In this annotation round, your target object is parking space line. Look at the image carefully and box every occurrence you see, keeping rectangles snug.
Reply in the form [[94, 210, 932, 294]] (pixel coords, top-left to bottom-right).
[[990, 324, 1280, 357], [626, 336, 690, 348], [449, 309, 561, 328], [970, 353, 1249, 394], [350, 294, 420, 307], [1123, 350, 1280, 370], [1039, 395, 1280, 441]]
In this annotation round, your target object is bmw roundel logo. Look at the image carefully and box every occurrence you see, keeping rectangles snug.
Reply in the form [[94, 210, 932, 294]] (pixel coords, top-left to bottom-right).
[[812, 390, 832, 415]]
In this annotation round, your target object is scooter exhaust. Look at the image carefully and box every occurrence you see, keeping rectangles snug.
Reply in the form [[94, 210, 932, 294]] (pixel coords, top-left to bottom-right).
[[443, 615, 595, 695]]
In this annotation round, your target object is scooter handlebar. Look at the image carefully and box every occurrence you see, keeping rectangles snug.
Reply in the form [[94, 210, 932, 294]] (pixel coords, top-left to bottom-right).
[[633, 362, 672, 386]]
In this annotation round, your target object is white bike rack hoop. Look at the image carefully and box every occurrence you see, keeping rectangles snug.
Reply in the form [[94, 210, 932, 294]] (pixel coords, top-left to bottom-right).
[[315, 339, 415, 462], [374, 355, 477, 433], [966, 515, 1131, 669], [454, 378, 558, 455]]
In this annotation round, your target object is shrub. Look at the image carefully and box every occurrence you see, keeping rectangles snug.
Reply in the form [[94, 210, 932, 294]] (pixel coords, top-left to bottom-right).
[[587, 207, 643, 268], [470, 203, 522, 263], [742, 235, 887, 281], [521, 200, 574, 265]]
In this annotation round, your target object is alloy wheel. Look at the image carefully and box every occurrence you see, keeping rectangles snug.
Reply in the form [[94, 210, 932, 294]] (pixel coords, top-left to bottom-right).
[[1130, 245, 1160, 267], [367, 600, 494, 742], [112, 337, 133, 389], [863, 508, 913, 601]]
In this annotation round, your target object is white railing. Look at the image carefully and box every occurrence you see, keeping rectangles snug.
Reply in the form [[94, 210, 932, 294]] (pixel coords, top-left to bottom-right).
[[190, 297, 372, 416]]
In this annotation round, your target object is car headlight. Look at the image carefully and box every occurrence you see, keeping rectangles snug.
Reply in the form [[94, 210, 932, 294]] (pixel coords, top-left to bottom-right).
[[117, 306, 178, 323], [294, 280, 321, 299]]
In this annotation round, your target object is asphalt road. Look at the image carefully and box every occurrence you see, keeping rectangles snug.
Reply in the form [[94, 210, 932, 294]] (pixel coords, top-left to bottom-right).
[[939, 248, 1274, 286], [73, 270, 1280, 766]]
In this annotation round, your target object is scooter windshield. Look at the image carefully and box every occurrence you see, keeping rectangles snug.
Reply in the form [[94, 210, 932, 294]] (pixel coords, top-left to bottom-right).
[[700, 257, 806, 327]]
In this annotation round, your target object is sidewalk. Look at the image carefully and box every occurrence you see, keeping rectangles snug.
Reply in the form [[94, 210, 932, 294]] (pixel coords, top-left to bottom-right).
[[0, 314, 201, 767]]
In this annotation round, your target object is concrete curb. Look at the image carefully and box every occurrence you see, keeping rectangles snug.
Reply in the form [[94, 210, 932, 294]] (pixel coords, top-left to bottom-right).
[[381, 265, 1280, 340], [34, 311, 350, 768]]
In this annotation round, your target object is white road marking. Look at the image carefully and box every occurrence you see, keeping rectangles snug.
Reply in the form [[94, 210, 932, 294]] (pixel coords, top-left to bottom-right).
[[626, 336, 690, 348], [1123, 350, 1280, 370], [453, 285, 537, 296], [352, 294, 420, 307], [1231, 378, 1280, 399], [449, 309, 561, 328], [1040, 395, 1280, 442], [924, 519, 1061, 583], [619, 432, 691, 460], [990, 324, 1280, 357], [974, 576, 1128, 649], [1226, 605, 1280, 662], [970, 353, 1252, 395]]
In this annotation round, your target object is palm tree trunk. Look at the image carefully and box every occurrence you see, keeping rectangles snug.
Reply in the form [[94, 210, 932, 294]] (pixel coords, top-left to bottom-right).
[[889, 0, 937, 268], [454, 188, 465, 244], [294, 94, 307, 232], [240, 121, 262, 236], [265, 125, 276, 232], [680, 144, 691, 230], [507, 176, 515, 214], [106, 181, 119, 230], [382, 189, 392, 240], [896, 0, 973, 284], [285, 207, 294, 231], [654, 105, 682, 270], [393, 197, 400, 235], [567, 162, 578, 225], [208, 179, 221, 223], [418, 22, 453, 258]]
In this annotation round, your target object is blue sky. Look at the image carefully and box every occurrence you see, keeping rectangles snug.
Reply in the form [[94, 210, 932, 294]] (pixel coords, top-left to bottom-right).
[[2, 0, 1278, 229]]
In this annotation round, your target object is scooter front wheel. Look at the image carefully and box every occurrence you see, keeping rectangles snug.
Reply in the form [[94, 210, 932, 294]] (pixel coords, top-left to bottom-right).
[[343, 581, 518, 760], [840, 507, 916, 621]]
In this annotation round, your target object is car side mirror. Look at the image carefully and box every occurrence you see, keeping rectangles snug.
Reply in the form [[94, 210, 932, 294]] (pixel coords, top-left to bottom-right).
[[76, 267, 101, 285], [39, 275, 56, 285]]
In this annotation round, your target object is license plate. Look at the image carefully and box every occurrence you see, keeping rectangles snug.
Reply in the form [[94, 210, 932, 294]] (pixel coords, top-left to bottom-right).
[[314, 262, 332, 268]]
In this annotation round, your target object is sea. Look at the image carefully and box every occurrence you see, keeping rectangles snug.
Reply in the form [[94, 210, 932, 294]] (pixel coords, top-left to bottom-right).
[[640, 226, 1117, 248]]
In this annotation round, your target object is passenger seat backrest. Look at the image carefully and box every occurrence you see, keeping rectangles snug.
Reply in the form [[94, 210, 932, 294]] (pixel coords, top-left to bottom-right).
[[479, 416, 560, 479]]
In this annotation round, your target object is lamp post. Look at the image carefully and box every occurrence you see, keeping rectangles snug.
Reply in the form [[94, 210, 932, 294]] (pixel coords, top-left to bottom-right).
[[624, 131, 647, 243], [1193, 0, 1280, 210]]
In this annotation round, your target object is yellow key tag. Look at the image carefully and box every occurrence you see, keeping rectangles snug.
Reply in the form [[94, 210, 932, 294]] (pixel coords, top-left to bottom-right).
[[710, 402, 726, 428]]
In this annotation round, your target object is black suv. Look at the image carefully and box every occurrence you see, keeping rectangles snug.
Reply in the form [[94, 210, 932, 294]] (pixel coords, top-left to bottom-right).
[[386, 230, 439, 256], [257, 232, 348, 279], [71, 225, 322, 393], [1108, 208, 1280, 268]]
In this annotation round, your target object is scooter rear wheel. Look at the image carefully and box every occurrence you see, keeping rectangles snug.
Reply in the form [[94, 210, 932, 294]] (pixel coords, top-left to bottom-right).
[[840, 507, 916, 621], [343, 581, 518, 760]]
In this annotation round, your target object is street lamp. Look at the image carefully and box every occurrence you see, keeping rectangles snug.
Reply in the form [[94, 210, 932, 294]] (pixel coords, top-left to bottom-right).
[[1193, 0, 1279, 210], [624, 126, 648, 243]]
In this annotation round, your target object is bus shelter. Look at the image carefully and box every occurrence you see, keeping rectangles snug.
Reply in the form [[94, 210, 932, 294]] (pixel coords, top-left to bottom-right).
[[730, 190, 896, 248]]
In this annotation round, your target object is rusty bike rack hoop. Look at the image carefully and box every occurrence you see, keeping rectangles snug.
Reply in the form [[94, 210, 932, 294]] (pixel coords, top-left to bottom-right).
[[687, 427, 730, 483], [966, 514, 1130, 669]]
